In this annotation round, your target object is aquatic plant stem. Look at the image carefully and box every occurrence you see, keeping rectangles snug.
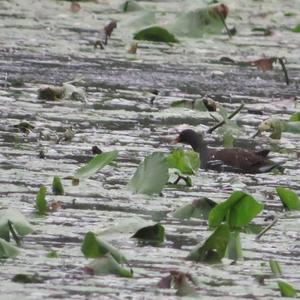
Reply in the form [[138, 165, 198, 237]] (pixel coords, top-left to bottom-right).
[[256, 216, 279, 240], [8, 221, 22, 247], [207, 102, 244, 134]]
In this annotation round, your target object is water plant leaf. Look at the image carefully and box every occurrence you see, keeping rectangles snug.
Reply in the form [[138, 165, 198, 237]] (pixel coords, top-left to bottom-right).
[[167, 149, 200, 175], [121, 0, 143, 12], [166, 3, 229, 37], [276, 187, 300, 211], [134, 26, 179, 43], [47, 250, 59, 258], [81, 231, 127, 264], [52, 176, 64, 195], [269, 260, 282, 277], [277, 280, 297, 297], [158, 270, 198, 297], [208, 191, 264, 229], [74, 150, 118, 180], [131, 223, 165, 244], [172, 198, 217, 220], [85, 255, 133, 277], [36, 185, 47, 215], [291, 24, 300, 33], [0, 208, 33, 242], [127, 152, 169, 195], [284, 121, 300, 134], [0, 238, 20, 258], [187, 224, 230, 263], [12, 273, 44, 283], [225, 231, 243, 261], [289, 112, 300, 122], [97, 216, 154, 240]]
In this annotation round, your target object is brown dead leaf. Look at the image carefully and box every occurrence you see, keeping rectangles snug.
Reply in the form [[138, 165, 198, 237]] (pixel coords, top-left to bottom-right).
[[128, 42, 138, 54], [104, 20, 117, 44], [70, 2, 81, 13], [38, 85, 65, 101], [214, 3, 229, 19], [49, 201, 62, 212], [250, 58, 275, 71]]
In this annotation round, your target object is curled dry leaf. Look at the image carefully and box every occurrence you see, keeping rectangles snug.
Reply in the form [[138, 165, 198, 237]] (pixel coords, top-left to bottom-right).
[[92, 146, 102, 155], [213, 3, 229, 20], [70, 2, 81, 13], [128, 42, 138, 54], [104, 21, 117, 44], [49, 201, 62, 212], [250, 57, 275, 71]]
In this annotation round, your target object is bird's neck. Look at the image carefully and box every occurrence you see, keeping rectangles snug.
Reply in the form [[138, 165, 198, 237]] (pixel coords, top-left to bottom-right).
[[190, 138, 209, 167]]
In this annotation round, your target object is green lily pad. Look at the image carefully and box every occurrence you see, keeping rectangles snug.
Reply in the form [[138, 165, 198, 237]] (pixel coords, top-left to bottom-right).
[[172, 198, 217, 220], [269, 260, 282, 277], [289, 112, 300, 122], [131, 223, 165, 244], [225, 231, 243, 261], [278, 280, 297, 297], [0, 208, 34, 242], [85, 255, 133, 277], [0, 238, 20, 258], [208, 191, 264, 230], [81, 231, 127, 264], [167, 149, 200, 175], [12, 273, 44, 283], [127, 152, 169, 195], [121, 0, 143, 12], [36, 185, 47, 215], [52, 176, 64, 195], [276, 187, 300, 211], [74, 150, 118, 180], [187, 224, 230, 263], [291, 24, 300, 33], [134, 26, 179, 43]]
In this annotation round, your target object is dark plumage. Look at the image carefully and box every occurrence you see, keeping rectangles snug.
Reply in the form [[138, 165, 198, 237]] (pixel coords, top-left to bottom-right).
[[173, 129, 279, 173]]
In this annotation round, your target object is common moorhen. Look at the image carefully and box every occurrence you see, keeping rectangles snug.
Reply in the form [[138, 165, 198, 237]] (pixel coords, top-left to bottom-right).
[[172, 129, 280, 173]]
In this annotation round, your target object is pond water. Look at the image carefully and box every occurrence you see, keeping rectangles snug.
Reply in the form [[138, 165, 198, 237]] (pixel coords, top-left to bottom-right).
[[0, 0, 299, 299]]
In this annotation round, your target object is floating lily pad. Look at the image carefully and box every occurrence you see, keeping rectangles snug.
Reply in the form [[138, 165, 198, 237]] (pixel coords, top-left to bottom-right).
[[131, 223, 165, 244], [85, 255, 133, 277], [0, 208, 33, 242], [289, 112, 300, 122], [121, 0, 143, 12], [167, 149, 200, 175], [134, 26, 179, 43], [187, 224, 230, 263], [278, 280, 297, 297], [52, 176, 64, 195], [36, 185, 47, 215], [276, 187, 300, 211], [225, 231, 243, 261], [172, 198, 217, 220], [74, 150, 118, 180], [127, 152, 169, 195], [81, 231, 127, 264], [209, 191, 264, 230], [0, 238, 20, 258], [12, 273, 44, 284], [291, 24, 300, 33]]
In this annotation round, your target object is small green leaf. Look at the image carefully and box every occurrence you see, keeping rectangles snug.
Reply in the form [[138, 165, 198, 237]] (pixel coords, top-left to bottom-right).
[[172, 198, 217, 220], [131, 223, 165, 244], [81, 232, 127, 264], [47, 250, 59, 258], [52, 176, 64, 195], [187, 224, 230, 263], [225, 231, 243, 261], [276, 187, 300, 211], [291, 24, 300, 33], [121, 0, 143, 12], [12, 273, 44, 283], [209, 191, 264, 230], [167, 149, 200, 175], [278, 280, 297, 297], [0, 238, 20, 258], [85, 255, 133, 277], [127, 152, 169, 195], [74, 150, 118, 180], [36, 185, 47, 215], [269, 260, 282, 277], [289, 112, 300, 122], [134, 26, 179, 43], [0, 208, 33, 241]]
